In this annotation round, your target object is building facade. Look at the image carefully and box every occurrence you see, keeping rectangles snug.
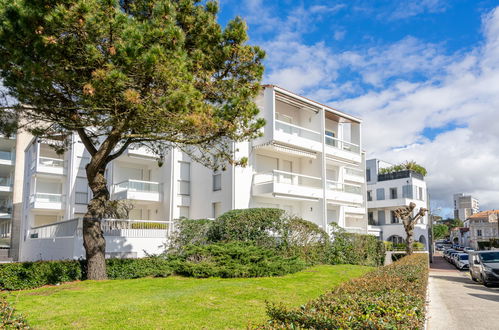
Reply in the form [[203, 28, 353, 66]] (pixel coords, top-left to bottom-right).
[[11, 85, 367, 261], [465, 210, 499, 250], [366, 159, 429, 249], [453, 193, 479, 221]]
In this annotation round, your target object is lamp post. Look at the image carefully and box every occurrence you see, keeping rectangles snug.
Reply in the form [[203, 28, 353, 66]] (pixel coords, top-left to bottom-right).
[[428, 206, 442, 263]]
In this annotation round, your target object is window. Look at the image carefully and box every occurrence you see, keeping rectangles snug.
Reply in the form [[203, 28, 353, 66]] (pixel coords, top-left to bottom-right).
[[212, 202, 222, 218], [178, 162, 190, 195], [477, 229, 482, 237], [419, 187, 424, 200], [213, 171, 221, 191], [402, 185, 413, 198], [325, 130, 336, 147], [390, 187, 397, 199], [75, 177, 89, 204], [367, 190, 373, 201], [376, 188, 385, 200], [378, 210, 385, 225], [366, 168, 371, 182], [391, 211, 399, 224], [178, 206, 189, 219], [368, 212, 374, 225]]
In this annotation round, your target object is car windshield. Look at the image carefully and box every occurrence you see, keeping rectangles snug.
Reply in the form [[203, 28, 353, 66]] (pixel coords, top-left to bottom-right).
[[479, 252, 499, 263], [459, 255, 468, 260]]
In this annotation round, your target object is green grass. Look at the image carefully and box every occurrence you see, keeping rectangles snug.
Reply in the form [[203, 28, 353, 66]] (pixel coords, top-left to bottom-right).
[[7, 264, 373, 329]]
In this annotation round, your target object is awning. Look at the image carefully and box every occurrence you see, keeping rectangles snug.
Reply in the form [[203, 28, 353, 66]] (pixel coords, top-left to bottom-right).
[[254, 142, 317, 159]]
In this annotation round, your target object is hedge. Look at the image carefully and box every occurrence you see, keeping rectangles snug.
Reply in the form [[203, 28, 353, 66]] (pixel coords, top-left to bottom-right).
[[168, 242, 307, 278], [0, 257, 172, 291], [1, 296, 30, 329], [330, 232, 385, 267], [262, 253, 429, 329]]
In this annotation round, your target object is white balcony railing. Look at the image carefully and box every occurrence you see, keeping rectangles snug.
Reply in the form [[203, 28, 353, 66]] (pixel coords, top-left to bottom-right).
[[0, 151, 12, 161], [345, 167, 364, 178], [254, 170, 322, 188], [327, 180, 362, 195], [31, 193, 64, 203], [39, 156, 64, 168], [325, 136, 360, 154], [275, 120, 321, 142], [114, 179, 160, 193]]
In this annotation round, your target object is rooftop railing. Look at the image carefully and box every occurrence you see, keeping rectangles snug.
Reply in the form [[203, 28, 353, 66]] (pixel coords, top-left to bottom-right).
[[377, 170, 424, 182]]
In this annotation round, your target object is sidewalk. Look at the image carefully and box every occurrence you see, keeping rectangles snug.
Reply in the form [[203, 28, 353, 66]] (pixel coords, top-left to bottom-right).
[[427, 255, 499, 329]]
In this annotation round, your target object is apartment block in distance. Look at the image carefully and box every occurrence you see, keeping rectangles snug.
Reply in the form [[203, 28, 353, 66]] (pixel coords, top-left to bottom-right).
[[366, 159, 429, 249], [453, 193, 479, 221], [14, 85, 367, 261]]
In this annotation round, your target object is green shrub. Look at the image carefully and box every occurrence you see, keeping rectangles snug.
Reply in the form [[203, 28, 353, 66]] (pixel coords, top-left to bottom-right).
[[1, 296, 29, 329], [0, 260, 83, 290], [263, 254, 429, 329], [330, 231, 385, 267], [168, 219, 213, 252], [391, 242, 425, 251], [168, 242, 307, 278], [207, 208, 286, 248], [106, 257, 172, 279], [130, 222, 168, 230]]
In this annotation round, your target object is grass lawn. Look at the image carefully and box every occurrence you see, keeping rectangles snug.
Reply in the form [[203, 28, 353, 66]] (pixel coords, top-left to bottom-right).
[[7, 264, 372, 329]]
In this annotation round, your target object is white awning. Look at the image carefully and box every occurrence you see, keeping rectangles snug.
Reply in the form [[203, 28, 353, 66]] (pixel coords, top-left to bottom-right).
[[254, 142, 317, 159]]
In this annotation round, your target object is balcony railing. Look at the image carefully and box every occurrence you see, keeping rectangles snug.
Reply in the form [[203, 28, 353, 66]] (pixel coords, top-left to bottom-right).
[[327, 180, 362, 195], [0, 151, 12, 161], [31, 193, 63, 203], [344, 167, 364, 177], [325, 136, 360, 154], [115, 179, 160, 193], [254, 170, 322, 188], [0, 177, 12, 187], [275, 120, 321, 142], [39, 156, 64, 168]]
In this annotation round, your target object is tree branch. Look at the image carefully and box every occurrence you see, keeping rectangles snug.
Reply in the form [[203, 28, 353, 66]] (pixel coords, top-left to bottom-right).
[[77, 128, 97, 156]]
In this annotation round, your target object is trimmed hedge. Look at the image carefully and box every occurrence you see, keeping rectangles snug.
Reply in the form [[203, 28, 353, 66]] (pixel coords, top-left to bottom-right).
[[262, 254, 429, 329], [1, 296, 30, 329], [330, 232, 385, 267], [168, 242, 307, 278], [0, 257, 172, 290]]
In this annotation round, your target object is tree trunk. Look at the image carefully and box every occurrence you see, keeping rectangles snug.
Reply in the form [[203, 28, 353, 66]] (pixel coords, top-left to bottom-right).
[[83, 167, 109, 280], [404, 220, 414, 256]]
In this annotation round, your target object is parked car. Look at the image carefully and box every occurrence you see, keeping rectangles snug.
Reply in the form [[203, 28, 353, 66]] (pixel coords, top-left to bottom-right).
[[444, 249, 457, 261], [450, 252, 460, 265], [469, 251, 499, 287], [455, 253, 469, 270], [464, 247, 474, 253]]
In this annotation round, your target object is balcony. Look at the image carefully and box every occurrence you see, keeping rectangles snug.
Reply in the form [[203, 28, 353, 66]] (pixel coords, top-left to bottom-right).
[[127, 145, 157, 160], [0, 205, 12, 219], [344, 167, 364, 183], [274, 120, 322, 152], [30, 193, 64, 210], [0, 151, 13, 166], [112, 179, 162, 202], [0, 177, 12, 192], [253, 170, 322, 200], [326, 180, 363, 205], [37, 156, 65, 175], [325, 136, 361, 163]]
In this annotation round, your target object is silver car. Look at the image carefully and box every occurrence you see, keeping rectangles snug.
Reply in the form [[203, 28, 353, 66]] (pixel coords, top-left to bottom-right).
[[469, 251, 499, 287]]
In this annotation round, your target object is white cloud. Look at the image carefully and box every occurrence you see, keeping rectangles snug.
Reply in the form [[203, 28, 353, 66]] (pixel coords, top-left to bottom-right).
[[388, 0, 449, 20]]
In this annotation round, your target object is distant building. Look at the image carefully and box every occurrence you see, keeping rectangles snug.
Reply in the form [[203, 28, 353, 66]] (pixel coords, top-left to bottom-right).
[[453, 193, 479, 221], [466, 210, 499, 250], [366, 159, 429, 249], [450, 227, 470, 247]]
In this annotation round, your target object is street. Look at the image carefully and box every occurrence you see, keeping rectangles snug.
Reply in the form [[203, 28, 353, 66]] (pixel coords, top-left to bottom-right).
[[428, 254, 499, 330]]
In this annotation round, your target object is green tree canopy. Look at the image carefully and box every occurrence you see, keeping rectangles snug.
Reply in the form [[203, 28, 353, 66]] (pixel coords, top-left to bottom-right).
[[379, 161, 427, 176], [0, 0, 265, 279], [432, 224, 449, 240]]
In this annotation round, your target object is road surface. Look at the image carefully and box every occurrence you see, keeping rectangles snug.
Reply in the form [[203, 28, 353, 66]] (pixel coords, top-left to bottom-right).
[[428, 254, 499, 329]]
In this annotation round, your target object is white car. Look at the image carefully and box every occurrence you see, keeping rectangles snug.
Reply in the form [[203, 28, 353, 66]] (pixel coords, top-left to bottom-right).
[[464, 247, 474, 252], [456, 253, 470, 270]]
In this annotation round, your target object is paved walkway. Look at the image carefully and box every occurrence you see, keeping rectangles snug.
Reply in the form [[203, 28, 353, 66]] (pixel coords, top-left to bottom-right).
[[428, 254, 499, 330]]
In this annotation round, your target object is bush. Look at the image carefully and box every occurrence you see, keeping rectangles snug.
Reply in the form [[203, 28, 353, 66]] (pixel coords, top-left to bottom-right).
[[262, 254, 429, 329], [168, 219, 213, 252], [207, 208, 286, 248], [0, 260, 83, 290], [106, 257, 172, 279], [1, 296, 30, 329], [168, 242, 307, 278], [330, 231, 385, 267]]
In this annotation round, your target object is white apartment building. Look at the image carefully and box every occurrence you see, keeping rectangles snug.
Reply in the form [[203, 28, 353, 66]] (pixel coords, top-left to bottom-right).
[[0, 136, 15, 245], [9, 85, 367, 261], [366, 159, 429, 249], [465, 210, 499, 250], [453, 193, 479, 221]]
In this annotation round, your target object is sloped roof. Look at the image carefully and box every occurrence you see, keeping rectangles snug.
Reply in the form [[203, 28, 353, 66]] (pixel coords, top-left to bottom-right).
[[468, 210, 499, 219]]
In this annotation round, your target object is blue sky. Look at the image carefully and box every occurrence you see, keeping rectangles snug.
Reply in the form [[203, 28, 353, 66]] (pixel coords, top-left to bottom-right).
[[217, 0, 499, 216]]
